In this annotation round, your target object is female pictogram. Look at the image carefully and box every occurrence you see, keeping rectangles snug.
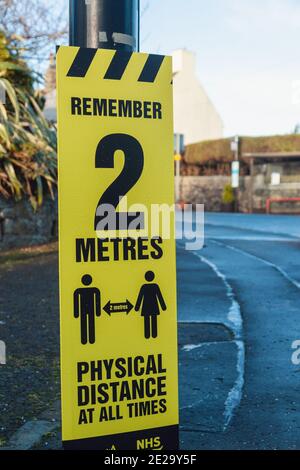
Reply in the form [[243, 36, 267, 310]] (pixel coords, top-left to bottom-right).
[[135, 271, 167, 339]]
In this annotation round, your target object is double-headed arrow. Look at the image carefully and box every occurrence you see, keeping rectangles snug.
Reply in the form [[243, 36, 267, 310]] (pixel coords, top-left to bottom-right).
[[104, 300, 134, 316]]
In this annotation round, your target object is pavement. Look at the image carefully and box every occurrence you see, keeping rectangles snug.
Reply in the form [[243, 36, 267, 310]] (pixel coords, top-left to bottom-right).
[[0, 244, 60, 448], [1, 213, 300, 450], [179, 213, 300, 449]]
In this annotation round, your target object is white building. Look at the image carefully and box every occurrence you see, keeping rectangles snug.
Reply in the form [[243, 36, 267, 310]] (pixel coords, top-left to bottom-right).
[[172, 49, 223, 145], [44, 48, 224, 144], [43, 54, 57, 122]]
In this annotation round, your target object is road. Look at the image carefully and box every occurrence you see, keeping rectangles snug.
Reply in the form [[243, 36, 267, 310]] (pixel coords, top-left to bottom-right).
[[178, 213, 300, 449], [1, 214, 300, 450]]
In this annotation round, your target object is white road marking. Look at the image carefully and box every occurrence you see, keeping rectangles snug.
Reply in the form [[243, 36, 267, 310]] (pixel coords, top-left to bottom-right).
[[211, 239, 300, 289], [182, 340, 231, 352], [207, 236, 297, 241], [204, 220, 300, 240], [223, 340, 245, 430], [193, 252, 243, 337], [180, 339, 245, 432], [190, 252, 245, 430]]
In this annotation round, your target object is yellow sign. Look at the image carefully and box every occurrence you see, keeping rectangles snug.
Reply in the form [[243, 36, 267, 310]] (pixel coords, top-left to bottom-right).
[[57, 46, 179, 450], [174, 154, 182, 162]]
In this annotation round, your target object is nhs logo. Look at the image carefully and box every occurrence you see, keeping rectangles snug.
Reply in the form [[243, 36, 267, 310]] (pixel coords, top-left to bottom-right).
[[137, 436, 163, 450]]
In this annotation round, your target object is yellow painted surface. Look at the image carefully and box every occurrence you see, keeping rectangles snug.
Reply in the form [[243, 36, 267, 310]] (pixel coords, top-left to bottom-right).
[[57, 46, 178, 444]]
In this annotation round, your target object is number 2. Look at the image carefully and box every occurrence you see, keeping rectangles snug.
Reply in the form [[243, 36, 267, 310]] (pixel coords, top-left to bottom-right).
[[94, 133, 145, 231]]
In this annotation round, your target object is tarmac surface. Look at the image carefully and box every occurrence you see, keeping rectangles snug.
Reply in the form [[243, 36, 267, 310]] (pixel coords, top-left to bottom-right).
[[179, 213, 300, 449], [0, 213, 300, 449]]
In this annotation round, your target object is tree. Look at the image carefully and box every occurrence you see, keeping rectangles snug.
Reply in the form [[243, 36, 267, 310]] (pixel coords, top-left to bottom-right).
[[0, 30, 33, 94], [0, 29, 57, 209], [0, 0, 67, 64], [293, 123, 300, 134]]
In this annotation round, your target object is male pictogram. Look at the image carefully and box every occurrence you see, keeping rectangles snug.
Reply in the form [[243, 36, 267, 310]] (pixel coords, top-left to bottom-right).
[[135, 271, 167, 339], [74, 275, 101, 345]]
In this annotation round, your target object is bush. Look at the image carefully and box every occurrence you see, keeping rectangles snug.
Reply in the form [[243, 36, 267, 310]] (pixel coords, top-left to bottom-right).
[[0, 31, 57, 210], [222, 184, 235, 204], [185, 135, 300, 166]]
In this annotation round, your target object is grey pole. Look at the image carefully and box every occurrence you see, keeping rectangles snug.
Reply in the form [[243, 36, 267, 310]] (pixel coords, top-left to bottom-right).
[[175, 134, 183, 204], [69, 0, 140, 52], [231, 135, 240, 212]]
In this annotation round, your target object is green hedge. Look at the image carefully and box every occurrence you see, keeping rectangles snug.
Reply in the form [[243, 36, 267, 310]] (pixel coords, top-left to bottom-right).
[[185, 135, 300, 165]]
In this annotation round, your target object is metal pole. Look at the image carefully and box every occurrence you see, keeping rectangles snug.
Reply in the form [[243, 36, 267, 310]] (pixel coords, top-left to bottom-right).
[[69, 0, 140, 52], [249, 157, 254, 214], [175, 159, 180, 203], [175, 134, 182, 203], [231, 135, 240, 212], [234, 136, 239, 213]]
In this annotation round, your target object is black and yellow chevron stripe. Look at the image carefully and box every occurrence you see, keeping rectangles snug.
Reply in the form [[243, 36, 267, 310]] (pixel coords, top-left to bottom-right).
[[65, 47, 168, 83]]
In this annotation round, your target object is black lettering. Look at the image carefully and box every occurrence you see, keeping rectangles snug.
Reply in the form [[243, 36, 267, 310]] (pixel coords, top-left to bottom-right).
[[83, 97, 92, 115], [138, 237, 149, 260], [133, 101, 143, 118], [140, 400, 151, 416], [159, 398, 167, 413], [97, 383, 109, 404], [131, 379, 145, 399], [97, 238, 110, 261], [151, 399, 159, 415], [93, 98, 108, 116], [151, 237, 163, 259], [90, 384, 96, 405], [134, 356, 145, 376], [127, 357, 133, 377], [76, 238, 96, 262], [102, 359, 114, 380], [78, 409, 88, 425], [99, 406, 109, 422], [145, 377, 157, 398], [110, 382, 119, 402], [77, 362, 89, 382], [127, 402, 134, 417], [119, 381, 132, 401], [71, 97, 82, 115], [123, 238, 137, 260], [108, 99, 117, 117], [115, 358, 127, 379], [157, 376, 167, 396], [90, 361, 102, 381], [119, 100, 132, 118], [78, 386, 89, 406], [157, 353, 167, 373], [144, 101, 152, 118], [153, 102, 162, 119], [111, 238, 122, 261], [71, 98, 162, 119], [146, 354, 158, 374]]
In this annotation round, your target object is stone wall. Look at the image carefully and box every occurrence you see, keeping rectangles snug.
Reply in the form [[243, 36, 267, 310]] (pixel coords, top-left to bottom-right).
[[180, 176, 300, 213], [1, 175, 300, 251], [0, 195, 58, 251], [180, 176, 231, 211]]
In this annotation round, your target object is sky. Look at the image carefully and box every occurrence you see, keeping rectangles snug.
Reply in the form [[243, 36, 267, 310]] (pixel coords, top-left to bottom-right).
[[57, 0, 300, 137]]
